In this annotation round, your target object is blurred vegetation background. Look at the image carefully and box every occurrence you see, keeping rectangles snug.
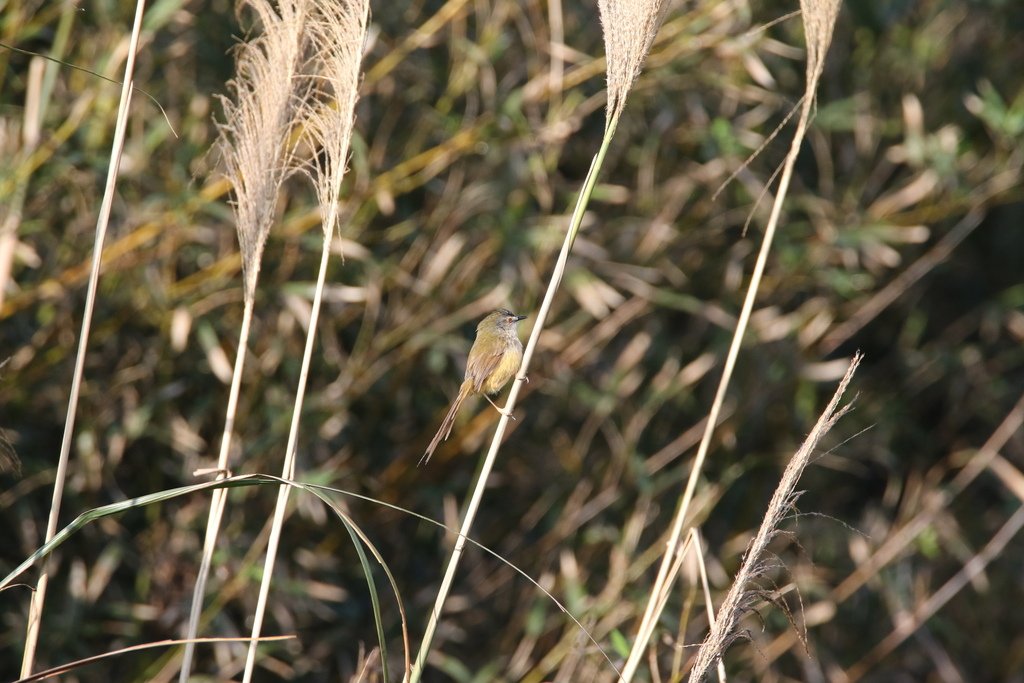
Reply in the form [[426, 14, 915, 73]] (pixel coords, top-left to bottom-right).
[[2, 0, 1023, 680]]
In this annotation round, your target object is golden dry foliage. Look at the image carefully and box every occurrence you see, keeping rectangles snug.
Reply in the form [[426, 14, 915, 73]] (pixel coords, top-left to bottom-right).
[[4, 0, 1024, 680]]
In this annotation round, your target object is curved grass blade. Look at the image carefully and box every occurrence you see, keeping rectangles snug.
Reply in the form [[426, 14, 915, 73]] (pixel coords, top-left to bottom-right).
[[2, 473, 410, 682], [2, 475, 278, 591], [13, 636, 293, 683], [304, 483, 619, 678], [302, 484, 412, 679]]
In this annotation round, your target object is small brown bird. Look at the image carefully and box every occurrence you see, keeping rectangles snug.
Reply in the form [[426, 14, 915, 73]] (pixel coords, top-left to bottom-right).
[[420, 309, 527, 465]]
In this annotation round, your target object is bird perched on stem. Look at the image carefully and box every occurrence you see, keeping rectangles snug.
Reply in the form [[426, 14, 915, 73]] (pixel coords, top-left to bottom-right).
[[420, 309, 527, 465]]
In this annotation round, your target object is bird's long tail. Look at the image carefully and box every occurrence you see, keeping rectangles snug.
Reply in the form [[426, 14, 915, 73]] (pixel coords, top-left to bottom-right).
[[420, 380, 472, 465]]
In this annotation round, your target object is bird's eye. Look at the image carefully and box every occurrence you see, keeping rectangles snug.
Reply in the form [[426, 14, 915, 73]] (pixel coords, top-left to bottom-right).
[[507, 317, 514, 323]]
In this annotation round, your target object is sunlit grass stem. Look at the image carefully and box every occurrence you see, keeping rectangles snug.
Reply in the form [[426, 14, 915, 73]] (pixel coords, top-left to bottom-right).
[[179, 0, 312, 676], [239, 1, 368, 677], [179, 302, 253, 678], [241, 242, 333, 682], [409, 116, 618, 683], [621, 2, 840, 677], [20, 1, 147, 675]]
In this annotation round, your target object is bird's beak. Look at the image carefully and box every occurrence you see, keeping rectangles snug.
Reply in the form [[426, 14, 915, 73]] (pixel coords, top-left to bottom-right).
[[515, 315, 527, 322]]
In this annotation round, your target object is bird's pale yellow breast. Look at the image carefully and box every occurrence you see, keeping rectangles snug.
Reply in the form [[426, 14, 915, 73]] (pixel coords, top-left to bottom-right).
[[482, 340, 522, 394]]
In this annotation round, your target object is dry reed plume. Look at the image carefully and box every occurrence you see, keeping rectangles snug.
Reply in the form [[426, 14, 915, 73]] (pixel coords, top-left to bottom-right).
[[217, 0, 312, 300], [303, 0, 368, 237], [687, 353, 862, 681], [598, 0, 671, 123], [242, 0, 370, 679], [181, 0, 312, 679]]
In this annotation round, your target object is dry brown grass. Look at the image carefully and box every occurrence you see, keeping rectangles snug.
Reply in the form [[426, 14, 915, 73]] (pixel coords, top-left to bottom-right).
[[3, 0, 1023, 681], [688, 352, 860, 681]]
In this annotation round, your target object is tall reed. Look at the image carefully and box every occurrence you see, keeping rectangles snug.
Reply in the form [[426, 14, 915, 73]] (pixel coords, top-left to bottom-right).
[[409, 1, 670, 680], [241, 1, 370, 680], [19, 1, 148, 675], [621, 0, 841, 676], [179, 0, 312, 678]]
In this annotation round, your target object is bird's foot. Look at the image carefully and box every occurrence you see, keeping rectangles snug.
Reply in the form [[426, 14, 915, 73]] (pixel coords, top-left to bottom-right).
[[484, 395, 516, 420]]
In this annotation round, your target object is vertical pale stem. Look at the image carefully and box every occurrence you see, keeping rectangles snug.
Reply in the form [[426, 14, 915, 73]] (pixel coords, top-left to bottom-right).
[[409, 120, 618, 683], [242, 236, 333, 682], [0, 58, 42, 309], [621, 80, 820, 683], [179, 299, 255, 681], [20, 0, 148, 675]]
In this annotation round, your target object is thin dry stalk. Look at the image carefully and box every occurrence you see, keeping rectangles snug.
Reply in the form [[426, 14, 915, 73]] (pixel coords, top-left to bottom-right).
[[242, 1, 369, 680], [687, 353, 861, 682], [180, 0, 311, 679], [692, 530, 727, 683], [409, 4, 670, 680], [19, 1, 148, 674], [349, 646, 381, 683], [622, 3, 841, 677], [759, 388, 1024, 671], [15, 637, 293, 683]]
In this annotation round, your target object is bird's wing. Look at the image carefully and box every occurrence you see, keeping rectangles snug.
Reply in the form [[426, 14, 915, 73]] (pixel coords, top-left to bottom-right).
[[465, 348, 506, 394]]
